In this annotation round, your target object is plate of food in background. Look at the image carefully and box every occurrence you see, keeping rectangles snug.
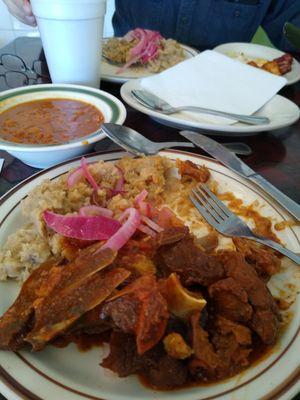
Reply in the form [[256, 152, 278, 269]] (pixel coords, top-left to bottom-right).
[[0, 150, 299, 400], [101, 28, 199, 83], [214, 42, 300, 85]]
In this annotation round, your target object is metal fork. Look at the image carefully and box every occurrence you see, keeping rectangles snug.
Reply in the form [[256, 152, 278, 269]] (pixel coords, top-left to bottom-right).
[[131, 89, 270, 125], [190, 183, 300, 264]]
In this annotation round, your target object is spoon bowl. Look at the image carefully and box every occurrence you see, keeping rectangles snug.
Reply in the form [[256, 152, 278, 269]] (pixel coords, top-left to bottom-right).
[[101, 123, 195, 156]]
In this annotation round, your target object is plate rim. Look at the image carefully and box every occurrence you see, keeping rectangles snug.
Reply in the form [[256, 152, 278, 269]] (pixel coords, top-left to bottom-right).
[[120, 79, 300, 134], [0, 149, 299, 400], [213, 42, 300, 86]]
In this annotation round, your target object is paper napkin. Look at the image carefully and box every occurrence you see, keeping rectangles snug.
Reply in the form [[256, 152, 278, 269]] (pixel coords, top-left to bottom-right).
[[140, 50, 287, 124]]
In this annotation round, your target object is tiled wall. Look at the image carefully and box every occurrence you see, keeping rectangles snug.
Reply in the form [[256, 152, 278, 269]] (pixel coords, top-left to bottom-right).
[[0, 0, 115, 48]]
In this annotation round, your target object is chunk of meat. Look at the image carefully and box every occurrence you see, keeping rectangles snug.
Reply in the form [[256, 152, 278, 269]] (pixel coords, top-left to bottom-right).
[[219, 251, 279, 344], [190, 312, 219, 373], [143, 354, 188, 389], [215, 316, 252, 346], [249, 309, 279, 345], [101, 332, 142, 377], [189, 313, 253, 381], [233, 238, 281, 279], [26, 267, 130, 350], [223, 252, 278, 313], [176, 159, 210, 182], [102, 331, 188, 389], [208, 278, 253, 322], [102, 296, 139, 333], [158, 237, 225, 286], [103, 275, 168, 354], [0, 257, 61, 350]]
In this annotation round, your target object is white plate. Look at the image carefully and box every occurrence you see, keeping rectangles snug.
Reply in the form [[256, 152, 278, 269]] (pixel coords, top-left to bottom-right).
[[214, 42, 300, 86], [0, 150, 299, 400], [120, 79, 300, 136], [101, 39, 199, 84]]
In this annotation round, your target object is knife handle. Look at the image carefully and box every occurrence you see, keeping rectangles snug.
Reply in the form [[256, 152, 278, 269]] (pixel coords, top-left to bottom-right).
[[249, 174, 300, 221]]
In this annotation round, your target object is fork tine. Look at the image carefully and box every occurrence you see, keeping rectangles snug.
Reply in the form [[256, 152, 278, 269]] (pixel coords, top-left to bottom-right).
[[192, 187, 223, 223], [189, 194, 219, 229], [199, 184, 232, 217], [195, 185, 227, 221]]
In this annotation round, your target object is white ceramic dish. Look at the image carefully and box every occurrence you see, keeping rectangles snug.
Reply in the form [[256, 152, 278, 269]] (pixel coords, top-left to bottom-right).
[[120, 79, 300, 136], [0, 149, 299, 400], [214, 42, 300, 86], [0, 84, 127, 168], [101, 39, 199, 83]]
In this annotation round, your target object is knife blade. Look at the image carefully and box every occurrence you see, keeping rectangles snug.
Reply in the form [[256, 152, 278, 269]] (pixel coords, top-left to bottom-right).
[[180, 130, 300, 220]]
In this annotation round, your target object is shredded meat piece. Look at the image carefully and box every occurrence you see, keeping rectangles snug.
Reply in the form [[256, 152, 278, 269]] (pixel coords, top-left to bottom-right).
[[158, 237, 225, 286], [176, 159, 210, 182]]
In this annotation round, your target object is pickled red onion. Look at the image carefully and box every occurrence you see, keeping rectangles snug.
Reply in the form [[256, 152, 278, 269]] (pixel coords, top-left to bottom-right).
[[141, 215, 164, 233], [81, 157, 99, 192], [138, 224, 156, 237], [114, 166, 125, 192], [79, 205, 113, 218], [67, 166, 84, 188], [43, 210, 121, 241], [102, 208, 141, 251], [116, 29, 163, 74]]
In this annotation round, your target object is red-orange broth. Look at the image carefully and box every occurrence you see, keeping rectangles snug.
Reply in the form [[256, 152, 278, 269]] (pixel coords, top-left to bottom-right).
[[0, 98, 104, 145]]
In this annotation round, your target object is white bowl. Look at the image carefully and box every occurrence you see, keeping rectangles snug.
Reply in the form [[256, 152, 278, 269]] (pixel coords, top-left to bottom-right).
[[0, 83, 127, 168]]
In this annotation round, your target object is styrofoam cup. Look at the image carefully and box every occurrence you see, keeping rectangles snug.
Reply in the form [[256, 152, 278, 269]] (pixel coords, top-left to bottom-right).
[[30, 0, 106, 88]]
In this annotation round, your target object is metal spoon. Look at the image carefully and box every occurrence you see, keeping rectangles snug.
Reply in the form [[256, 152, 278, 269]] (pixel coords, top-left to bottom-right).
[[101, 123, 252, 156], [101, 123, 195, 155]]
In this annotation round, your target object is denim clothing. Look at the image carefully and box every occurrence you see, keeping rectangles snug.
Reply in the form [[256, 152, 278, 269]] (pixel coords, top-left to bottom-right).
[[113, 0, 300, 51]]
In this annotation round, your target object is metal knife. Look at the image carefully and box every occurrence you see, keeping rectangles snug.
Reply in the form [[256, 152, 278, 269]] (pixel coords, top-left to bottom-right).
[[180, 130, 300, 221]]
